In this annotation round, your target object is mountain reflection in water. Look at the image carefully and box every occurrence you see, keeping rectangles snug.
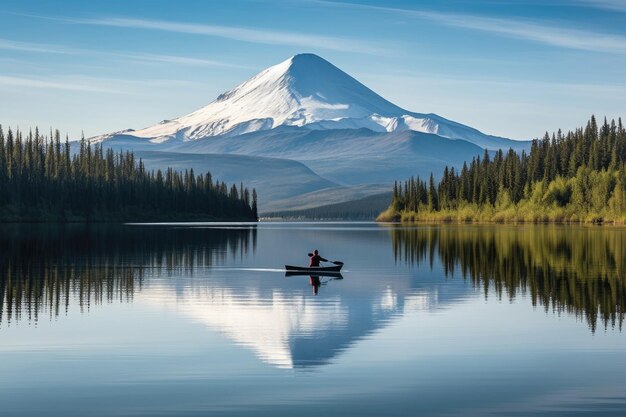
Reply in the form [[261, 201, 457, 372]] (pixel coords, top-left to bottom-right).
[[1, 223, 625, 372]]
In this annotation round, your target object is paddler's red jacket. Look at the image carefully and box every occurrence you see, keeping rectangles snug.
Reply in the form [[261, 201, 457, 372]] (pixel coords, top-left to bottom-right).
[[309, 254, 328, 267]]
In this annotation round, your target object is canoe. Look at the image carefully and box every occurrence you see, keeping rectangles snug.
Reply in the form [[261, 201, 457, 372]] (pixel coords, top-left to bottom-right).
[[285, 271, 343, 278], [284, 264, 343, 273]]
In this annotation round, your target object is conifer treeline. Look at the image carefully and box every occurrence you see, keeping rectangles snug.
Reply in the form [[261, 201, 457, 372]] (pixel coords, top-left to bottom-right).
[[0, 126, 258, 221], [380, 116, 626, 223]]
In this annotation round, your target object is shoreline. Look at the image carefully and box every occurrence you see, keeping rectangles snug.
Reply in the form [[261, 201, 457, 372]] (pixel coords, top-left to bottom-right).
[[0, 216, 258, 224], [378, 220, 624, 225], [376, 210, 625, 225]]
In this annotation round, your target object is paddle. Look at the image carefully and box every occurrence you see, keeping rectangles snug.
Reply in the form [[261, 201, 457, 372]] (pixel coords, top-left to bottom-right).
[[307, 253, 343, 266]]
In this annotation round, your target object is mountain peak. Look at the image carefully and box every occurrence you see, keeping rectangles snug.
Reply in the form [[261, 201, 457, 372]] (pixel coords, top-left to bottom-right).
[[287, 53, 335, 69], [289, 52, 326, 62], [213, 53, 339, 104], [132, 52, 405, 139], [279, 53, 392, 105], [103, 53, 518, 150]]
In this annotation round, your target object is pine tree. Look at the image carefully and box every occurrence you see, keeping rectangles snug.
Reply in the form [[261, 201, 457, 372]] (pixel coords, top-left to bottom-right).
[[252, 189, 258, 219], [383, 115, 626, 223], [428, 173, 438, 211], [0, 126, 257, 221]]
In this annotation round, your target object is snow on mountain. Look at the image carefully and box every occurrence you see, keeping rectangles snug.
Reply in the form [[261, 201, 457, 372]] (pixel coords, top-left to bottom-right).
[[93, 53, 530, 213], [95, 53, 527, 151]]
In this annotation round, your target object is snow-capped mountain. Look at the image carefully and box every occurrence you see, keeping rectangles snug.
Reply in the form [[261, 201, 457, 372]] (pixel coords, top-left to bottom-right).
[[95, 53, 525, 151], [94, 53, 530, 213]]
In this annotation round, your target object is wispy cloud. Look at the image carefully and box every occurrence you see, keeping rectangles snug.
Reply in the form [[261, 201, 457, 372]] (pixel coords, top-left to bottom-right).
[[0, 75, 124, 93], [366, 70, 626, 96], [418, 12, 626, 55], [574, 0, 626, 12], [0, 38, 77, 54], [116, 53, 254, 69], [0, 37, 251, 69], [67, 16, 388, 55], [0, 74, 198, 94], [316, 1, 626, 55]]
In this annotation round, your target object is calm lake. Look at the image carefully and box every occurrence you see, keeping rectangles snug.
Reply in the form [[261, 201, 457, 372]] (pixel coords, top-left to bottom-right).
[[1, 222, 626, 416]]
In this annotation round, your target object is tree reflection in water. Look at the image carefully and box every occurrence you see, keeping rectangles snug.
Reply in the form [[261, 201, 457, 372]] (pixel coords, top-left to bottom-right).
[[0, 224, 256, 325], [391, 225, 626, 332]]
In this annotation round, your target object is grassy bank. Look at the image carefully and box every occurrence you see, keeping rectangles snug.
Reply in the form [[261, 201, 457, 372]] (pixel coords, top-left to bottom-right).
[[377, 203, 626, 224]]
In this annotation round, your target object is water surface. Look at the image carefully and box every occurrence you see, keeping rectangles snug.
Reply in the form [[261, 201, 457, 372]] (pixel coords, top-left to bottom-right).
[[1, 223, 626, 416]]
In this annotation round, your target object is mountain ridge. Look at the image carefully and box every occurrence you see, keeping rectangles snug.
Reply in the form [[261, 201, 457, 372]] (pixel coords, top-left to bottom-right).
[[94, 53, 528, 151]]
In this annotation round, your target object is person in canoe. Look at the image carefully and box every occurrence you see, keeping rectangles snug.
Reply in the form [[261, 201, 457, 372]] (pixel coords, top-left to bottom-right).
[[308, 249, 328, 267]]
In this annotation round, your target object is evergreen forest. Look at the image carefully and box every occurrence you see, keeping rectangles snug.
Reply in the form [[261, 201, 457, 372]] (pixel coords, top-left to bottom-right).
[[379, 116, 626, 223], [0, 126, 258, 222]]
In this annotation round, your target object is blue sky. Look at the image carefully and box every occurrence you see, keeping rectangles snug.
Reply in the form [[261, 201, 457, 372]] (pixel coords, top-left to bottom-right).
[[0, 0, 625, 140]]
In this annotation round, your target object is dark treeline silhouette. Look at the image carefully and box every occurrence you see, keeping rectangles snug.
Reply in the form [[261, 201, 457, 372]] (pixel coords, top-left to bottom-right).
[[390, 225, 626, 332], [0, 126, 258, 221], [0, 224, 257, 325], [380, 116, 626, 223]]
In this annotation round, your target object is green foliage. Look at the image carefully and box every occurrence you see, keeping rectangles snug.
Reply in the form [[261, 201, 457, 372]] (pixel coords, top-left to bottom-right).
[[389, 225, 626, 332], [0, 126, 258, 222], [382, 115, 626, 224], [542, 176, 571, 207]]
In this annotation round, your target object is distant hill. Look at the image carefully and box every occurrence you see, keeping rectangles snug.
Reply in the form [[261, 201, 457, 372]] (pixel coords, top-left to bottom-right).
[[264, 192, 392, 220], [133, 150, 336, 210]]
